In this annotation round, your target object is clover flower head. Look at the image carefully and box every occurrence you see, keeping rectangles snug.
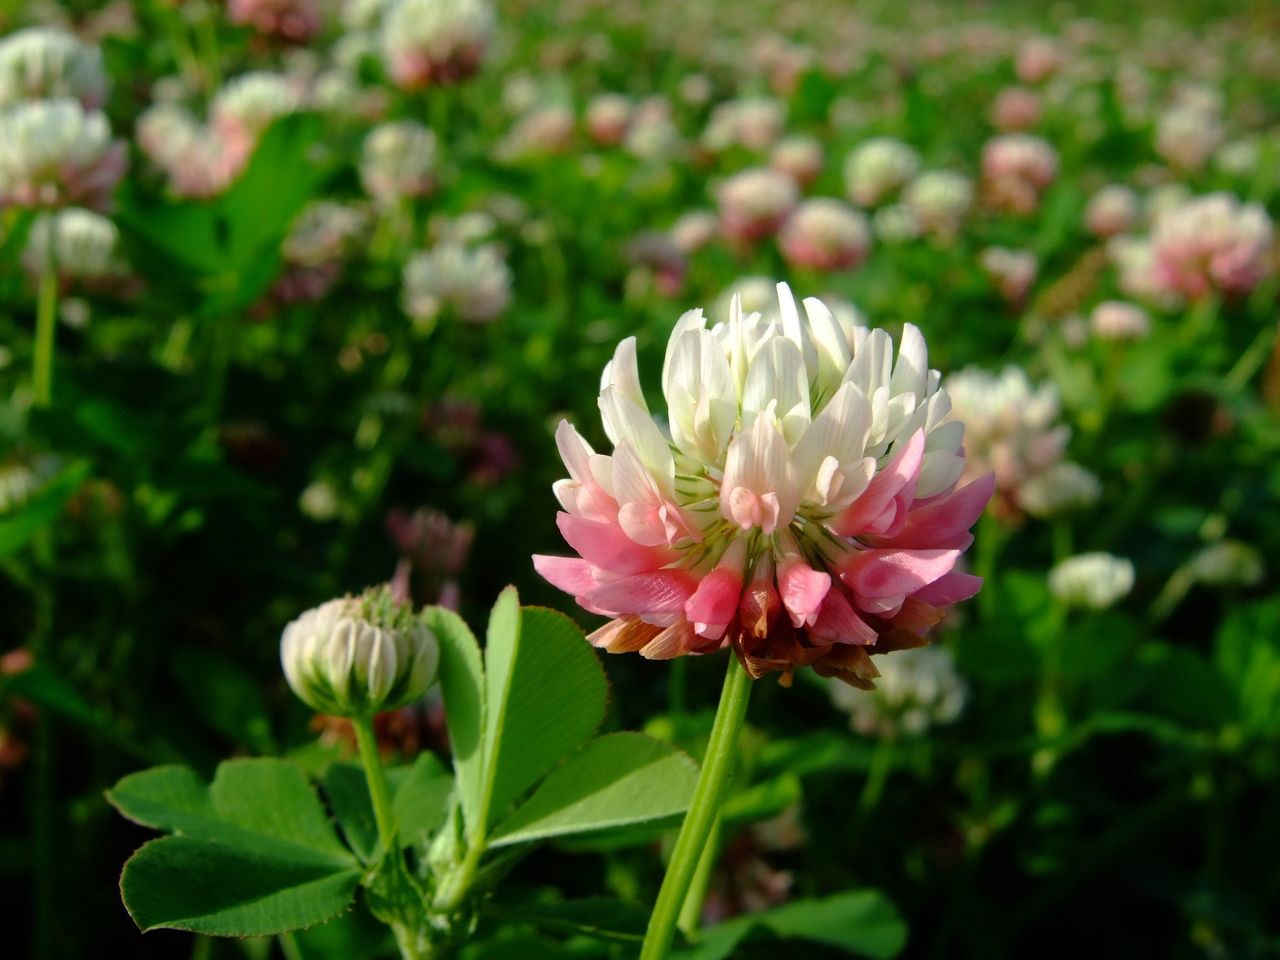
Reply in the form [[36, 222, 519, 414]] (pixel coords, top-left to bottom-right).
[[360, 120, 437, 204], [1151, 192, 1273, 300], [843, 137, 919, 207], [0, 27, 107, 109], [829, 644, 966, 737], [22, 207, 125, 280], [535, 283, 993, 685], [778, 198, 871, 272], [380, 0, 494, 91], [401, 241, 512, 326], [1048, 553, 1134, 610], [0, 98, 125, 210]]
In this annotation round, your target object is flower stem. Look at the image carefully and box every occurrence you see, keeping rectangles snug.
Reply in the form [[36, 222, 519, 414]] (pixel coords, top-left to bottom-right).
[[676, 816, 720, 940], [640, 654, 752, 960], [859, 736, 896, 815], [353, 716, 397, 851], [33, 267, 58, 408]]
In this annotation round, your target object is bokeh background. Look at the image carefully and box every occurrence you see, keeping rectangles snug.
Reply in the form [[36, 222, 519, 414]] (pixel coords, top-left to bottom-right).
[[2, 0, 1279, 956]]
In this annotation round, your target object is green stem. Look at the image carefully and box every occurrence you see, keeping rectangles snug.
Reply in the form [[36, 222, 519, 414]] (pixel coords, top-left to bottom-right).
[[676, 817, 720, 940], [353, 715, 397, 851], [640, 654, 753, 960], [1223, 319, 1278, 394], [33, 267, 58, 408]]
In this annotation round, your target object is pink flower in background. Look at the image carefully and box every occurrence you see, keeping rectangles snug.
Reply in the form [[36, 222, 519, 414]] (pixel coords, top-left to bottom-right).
[[1085, 185, 1140, 239], [1015, 36, 1064, 84], [778, 198, 872, 272], [717, 167, 799, 246], [381, 0, 493, 91], [770, 135, 824, 188], [991, 86, 1042, 131], [981, 246, 1038, 305], [981, 133, 1057, 215], [1150, 193, 1274, 300], [227, 0, 322, 43], [534, 284, 992, 685]]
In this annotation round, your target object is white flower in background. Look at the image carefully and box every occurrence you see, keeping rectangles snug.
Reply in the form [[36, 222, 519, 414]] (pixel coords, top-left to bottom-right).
[[535, 283, 993, 682], [670, 210, 719, 254], [778, 198, 872, 272], [716, 167, 799, 244], [1144, 184, 1191, 226], [0, 454, 61, 512], [1188, 540, 1264, 588], [715, 275, 781, 320], [1155, 104, 1223, 172], [702, 96, 787, 153], [360, 120, 437, 205], [22, 208, 125, 280], [1085, 185, 1140, 239], [1107, 235, 1177, 307], [401, 241, 512, 325], [843, 137, 920, 206], [136, 103, 231, 199], [1049, 553, 1135, 610], [873, 204, 922, 244], [904, 171, 972, 238], [1090, 300, 1150, 341], [0, 98, 126, 209], [770, 135, 824, 187], [281, 588, 439, 716], [624, 96, 682, 163], [829, 645, 967, 737], [380, 0, 494, 91], [341, 0, 391, 30], [1019, 462, 1101, 518], [945, 365, 1089, 519], [283, 201, 369, 267], [1215, 139, 1261, 177], [495, 104, 575, 162], [0, 27, 108, 108]]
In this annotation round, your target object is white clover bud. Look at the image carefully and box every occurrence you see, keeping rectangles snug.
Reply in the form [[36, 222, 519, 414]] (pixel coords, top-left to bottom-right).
[[281, 588, 438, 716], [1049, 553, 1135, 610]]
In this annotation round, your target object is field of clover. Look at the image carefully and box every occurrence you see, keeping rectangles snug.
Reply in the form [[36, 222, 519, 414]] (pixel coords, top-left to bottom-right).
[[1, 0, 1279, 957]]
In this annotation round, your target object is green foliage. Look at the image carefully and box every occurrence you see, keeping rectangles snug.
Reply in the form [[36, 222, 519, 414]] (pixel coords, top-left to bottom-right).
[[490, 733, 698, 846], [674, 891, 908, 960], [109, 759, 362, 935]]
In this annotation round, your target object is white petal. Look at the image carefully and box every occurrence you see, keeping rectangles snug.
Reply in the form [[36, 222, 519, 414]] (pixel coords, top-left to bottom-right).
[[889, 323, 928, 400]]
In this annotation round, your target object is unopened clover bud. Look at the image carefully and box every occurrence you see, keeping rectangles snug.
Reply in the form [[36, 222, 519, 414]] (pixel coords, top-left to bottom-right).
[[281, 587, 438, 716]]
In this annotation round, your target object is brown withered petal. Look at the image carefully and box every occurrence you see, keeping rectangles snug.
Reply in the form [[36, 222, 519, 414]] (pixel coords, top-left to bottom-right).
[[588, 616, 662, 654]]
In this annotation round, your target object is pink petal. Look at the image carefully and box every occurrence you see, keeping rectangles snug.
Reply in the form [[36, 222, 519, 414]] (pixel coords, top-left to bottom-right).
[[532, 555, 598, 596], [557, 512, 676, 574], [912, 572, 984, 606], [684, 568, 744, 639], [831, 429, 925, 536], [811, 588, 879, 645], [586, 569, 699, 616], [839, 548, 960, 599], [874, 472, 995, 550], [779, 561, 831, 627]]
